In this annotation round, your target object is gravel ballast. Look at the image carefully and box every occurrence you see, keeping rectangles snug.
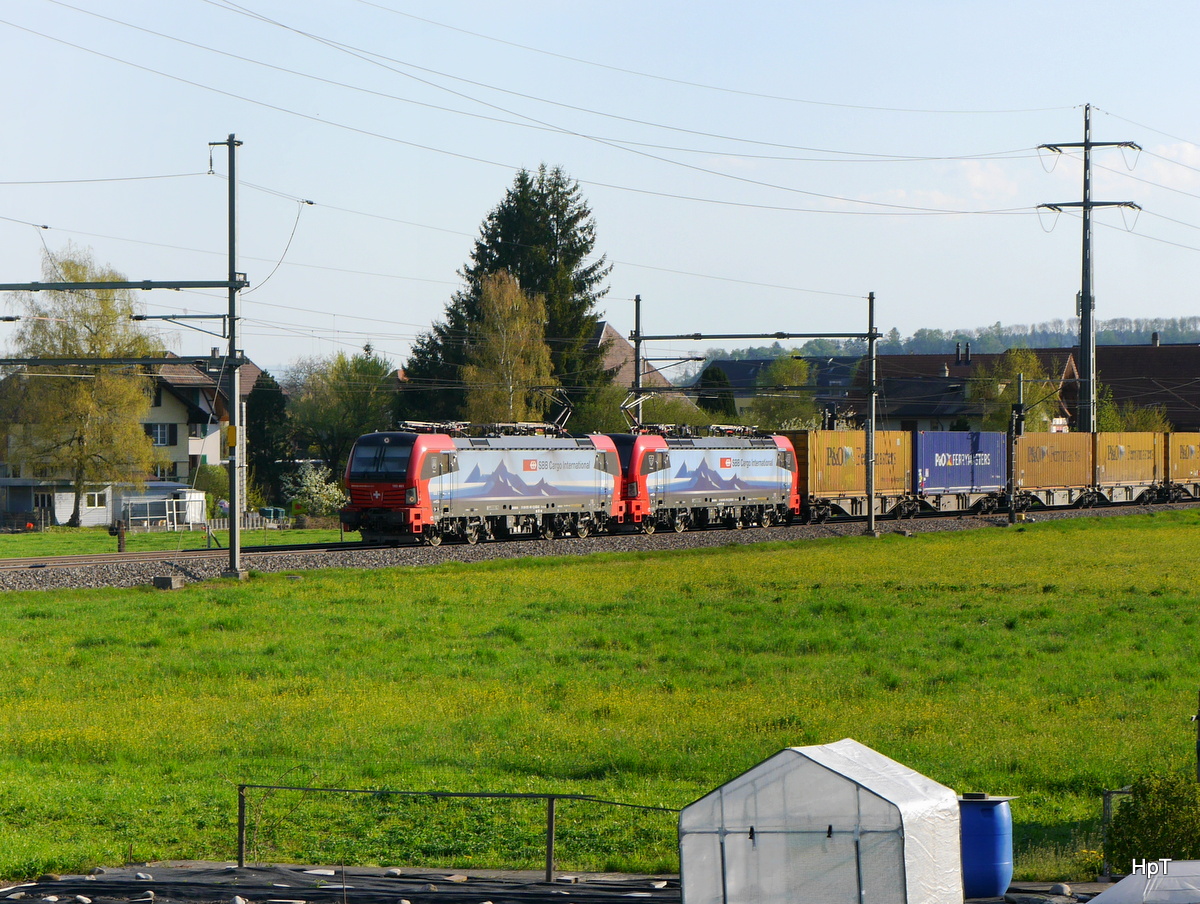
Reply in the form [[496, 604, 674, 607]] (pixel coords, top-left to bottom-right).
[[1, 503, 1188, 593]]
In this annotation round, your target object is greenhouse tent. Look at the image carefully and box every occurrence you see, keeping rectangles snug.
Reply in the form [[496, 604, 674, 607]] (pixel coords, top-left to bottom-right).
[[1089, 861, 1200, 904], [679, 738, 962, 904]]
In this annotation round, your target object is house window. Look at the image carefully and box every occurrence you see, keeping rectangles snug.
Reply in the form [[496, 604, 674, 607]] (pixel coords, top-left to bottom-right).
[[146, 423, 178, 446], [33, 492, 53, 510], [151, 384, 163, 407], [153, 462, 179, 479], [85, 492, 106, 509]]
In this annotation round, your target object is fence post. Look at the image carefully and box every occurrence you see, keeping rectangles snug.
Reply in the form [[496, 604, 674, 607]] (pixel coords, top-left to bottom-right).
[[238, 784, 247, 867], [545, 796, 556, 883]]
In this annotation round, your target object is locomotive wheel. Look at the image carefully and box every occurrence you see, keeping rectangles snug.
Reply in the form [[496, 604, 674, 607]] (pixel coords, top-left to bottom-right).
[[672, 513, 687, 533], [539, 519, 556, 540], [425, 529, 442, 547], [465, 523, 480, 545], [641, 519, 657, 535], [575, 519, 591, 539]]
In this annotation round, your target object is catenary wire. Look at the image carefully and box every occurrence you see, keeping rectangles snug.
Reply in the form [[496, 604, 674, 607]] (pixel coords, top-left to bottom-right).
[[40, 0, 1042, 166]]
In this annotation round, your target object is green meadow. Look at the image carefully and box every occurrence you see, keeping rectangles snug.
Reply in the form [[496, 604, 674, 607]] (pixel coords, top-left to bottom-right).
[[0, 512, 1196, 880], [0, 526, 345, 557]]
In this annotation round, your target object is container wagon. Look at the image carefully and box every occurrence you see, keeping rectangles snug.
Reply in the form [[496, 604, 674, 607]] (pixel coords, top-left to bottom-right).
[[1165, 433, 1200, 501], [913, 431, 1008, 514], [1092, 432, 1164, 504], [1013, 433, 1092, 508], [782, 430, 913, 521]]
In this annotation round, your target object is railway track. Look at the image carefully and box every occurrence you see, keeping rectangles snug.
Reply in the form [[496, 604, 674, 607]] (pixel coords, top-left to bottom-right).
[[0, 541, 380, 572], [0, 501, 1193, 591]]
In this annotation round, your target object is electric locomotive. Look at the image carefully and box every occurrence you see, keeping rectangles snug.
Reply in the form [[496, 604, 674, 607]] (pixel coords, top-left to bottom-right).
[[340, 426, 621, 545]]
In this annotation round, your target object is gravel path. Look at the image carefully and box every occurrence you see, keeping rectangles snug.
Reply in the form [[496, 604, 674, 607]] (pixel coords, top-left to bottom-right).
[[1, 502, 1191, 593]]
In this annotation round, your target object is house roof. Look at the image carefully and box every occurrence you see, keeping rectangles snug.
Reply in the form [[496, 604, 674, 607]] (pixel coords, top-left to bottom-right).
[[1044, 343, 1200, 429], [156, 354, 264, 402], [595, 321, 673, 389]]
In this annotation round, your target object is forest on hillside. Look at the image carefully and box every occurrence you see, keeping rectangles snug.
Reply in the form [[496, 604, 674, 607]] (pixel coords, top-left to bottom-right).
[[693, 316, 1200, 367]]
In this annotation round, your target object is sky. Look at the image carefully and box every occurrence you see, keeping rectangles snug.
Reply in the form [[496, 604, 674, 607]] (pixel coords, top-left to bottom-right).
[[2, 1, 1199, 379]]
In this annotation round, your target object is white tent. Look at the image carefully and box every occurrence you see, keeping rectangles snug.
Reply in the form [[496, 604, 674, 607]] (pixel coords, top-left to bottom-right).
[[1090, 862, 1200, 904], [679, 739, 963, 904]]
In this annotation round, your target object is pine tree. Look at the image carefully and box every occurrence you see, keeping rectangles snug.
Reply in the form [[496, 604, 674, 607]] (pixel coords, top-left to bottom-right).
[[405, 165, 613, 420]]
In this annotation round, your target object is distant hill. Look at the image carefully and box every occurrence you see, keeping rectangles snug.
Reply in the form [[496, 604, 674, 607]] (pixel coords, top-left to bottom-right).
[[692, 317, 1200, 367]]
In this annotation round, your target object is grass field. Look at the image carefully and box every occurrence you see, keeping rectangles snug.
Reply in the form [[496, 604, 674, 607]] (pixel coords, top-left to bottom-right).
[[0, 525, 346, 557], [0, 511, 1196, 880]]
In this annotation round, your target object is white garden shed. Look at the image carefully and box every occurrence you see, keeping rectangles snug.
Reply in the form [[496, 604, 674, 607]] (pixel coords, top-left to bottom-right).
[[679, 738, 963, 904]]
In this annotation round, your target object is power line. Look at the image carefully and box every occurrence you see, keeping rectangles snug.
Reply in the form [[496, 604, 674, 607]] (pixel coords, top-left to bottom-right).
[[42, 0, 1041, 166], [193, 2, 1047, 214], [346, 0, 1073, 116]]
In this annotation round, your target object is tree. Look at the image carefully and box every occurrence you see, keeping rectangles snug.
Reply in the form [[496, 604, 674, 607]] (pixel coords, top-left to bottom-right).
[[405, 165, 613, 419], [747, 356, 814, 429], [246, 370, 292, 503], [280, 462, 348, 517], [192, 462, 229, 518], [695, 365, 738, 420], [971, 348, 1062, 432], [3, 246, 159, 526], [461, 271, 555, 423], [287, 344, 395, 475], [1108, 771, 1200, 865], [1096, 382, 1173, 432]]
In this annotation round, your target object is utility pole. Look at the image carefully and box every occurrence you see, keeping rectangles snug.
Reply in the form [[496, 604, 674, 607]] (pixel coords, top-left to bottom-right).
[[211, 133, 246, 579], [1039, 104, 1139, 433], [633, 294, 643, 428], [866, 292, 877, 536]]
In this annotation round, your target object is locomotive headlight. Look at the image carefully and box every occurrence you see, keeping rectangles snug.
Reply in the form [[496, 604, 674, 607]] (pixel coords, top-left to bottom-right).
[[405, 487, 419, 505]]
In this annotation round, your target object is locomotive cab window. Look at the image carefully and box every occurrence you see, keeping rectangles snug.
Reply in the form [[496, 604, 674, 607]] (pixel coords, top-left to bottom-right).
[[640, 451, 668, 475], [347, 436, 414, 480], [420, 451, 458, 479]]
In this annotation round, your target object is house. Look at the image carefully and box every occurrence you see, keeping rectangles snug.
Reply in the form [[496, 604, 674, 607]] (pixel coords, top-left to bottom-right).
[[0, 356, 263, 526], [685, 356, 859, 421], [595, 321, 674, 391], [1041, 339, 1200, 430], [854, 345, 1077, 431]]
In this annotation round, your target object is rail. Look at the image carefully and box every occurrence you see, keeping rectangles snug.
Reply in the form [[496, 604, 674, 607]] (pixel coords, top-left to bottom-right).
[[236, 782, 679, 881]]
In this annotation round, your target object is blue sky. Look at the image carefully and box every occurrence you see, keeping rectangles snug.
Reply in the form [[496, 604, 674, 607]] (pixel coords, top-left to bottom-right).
[[2, 1, 1198, 375]]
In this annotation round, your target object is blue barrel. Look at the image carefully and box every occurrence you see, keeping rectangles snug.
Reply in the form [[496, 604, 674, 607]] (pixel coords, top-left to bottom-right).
[[959, 794, 1014, 898]]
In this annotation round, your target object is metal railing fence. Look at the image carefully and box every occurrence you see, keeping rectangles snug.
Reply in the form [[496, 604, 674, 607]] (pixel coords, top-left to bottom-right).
[[237, 783, 679, 882]]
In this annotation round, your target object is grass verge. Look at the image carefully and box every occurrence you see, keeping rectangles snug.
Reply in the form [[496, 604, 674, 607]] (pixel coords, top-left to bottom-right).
[[0, 511, 1196, 879]]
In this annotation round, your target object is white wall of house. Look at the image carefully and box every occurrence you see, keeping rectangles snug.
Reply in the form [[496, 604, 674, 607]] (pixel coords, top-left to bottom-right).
[[144, 387, 194, 480]]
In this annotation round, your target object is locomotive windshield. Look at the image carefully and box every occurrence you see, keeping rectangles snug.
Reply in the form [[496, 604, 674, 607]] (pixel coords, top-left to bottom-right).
[[607, 433, 637, 473], [346, 434, 414, 481]]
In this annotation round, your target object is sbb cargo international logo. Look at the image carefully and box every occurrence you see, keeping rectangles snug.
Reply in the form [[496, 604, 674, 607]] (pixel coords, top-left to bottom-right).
[[720, 457, 732, 469], [523, 459, 538, 472]]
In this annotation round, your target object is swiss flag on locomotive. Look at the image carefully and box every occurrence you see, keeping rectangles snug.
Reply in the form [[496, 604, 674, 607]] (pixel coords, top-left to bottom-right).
[[523, 459, 538, 472], [720, 457, 732, 469]]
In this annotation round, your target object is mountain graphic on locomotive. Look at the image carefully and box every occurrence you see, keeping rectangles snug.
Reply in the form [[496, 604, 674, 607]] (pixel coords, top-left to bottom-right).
[[340, 424, 1200, 545]]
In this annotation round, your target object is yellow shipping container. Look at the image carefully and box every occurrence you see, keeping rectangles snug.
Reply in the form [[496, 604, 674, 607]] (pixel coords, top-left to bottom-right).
[[1093, 432, 1163, 487], [784, 430, 911, 497], [1167, 433, 1200, 483], [1015, 433, 1092, 489]]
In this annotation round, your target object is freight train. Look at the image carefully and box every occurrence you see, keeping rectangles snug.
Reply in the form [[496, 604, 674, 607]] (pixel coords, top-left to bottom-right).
[[339, 425, 1200, 544]]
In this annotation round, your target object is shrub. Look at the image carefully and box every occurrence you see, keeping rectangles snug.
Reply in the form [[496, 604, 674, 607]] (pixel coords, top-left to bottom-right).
[[280, 462, 347, 517], [1107, 771, 1200, 869]]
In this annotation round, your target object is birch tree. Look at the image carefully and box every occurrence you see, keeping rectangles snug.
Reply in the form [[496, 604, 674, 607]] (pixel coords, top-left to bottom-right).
[[461, 271, 555, 423], [3, 246, 158, 525]]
